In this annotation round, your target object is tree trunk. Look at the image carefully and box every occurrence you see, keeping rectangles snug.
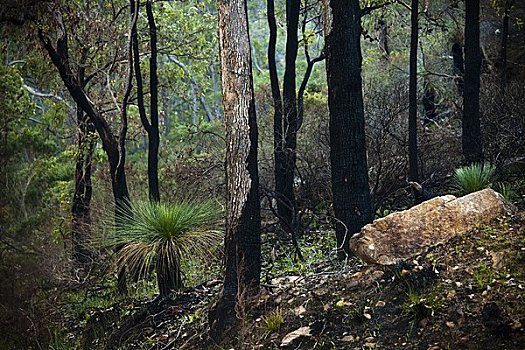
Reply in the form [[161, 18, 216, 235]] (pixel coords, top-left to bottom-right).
[[273, 0, 300, 236], [146, 0, 160, 202], [323, 0, 374, 258], [39, 11, 132, 293], [71, 107, 95, 271], [209, 0, 261, 340], [132, 0, 160, 202], [408, 0, 419, 182], [462, 0, 483, 165]]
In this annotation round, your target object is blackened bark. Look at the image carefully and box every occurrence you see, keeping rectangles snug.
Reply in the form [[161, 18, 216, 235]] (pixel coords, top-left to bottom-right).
[[273, 0, 300, 235], [39, 11, 133, 294], [408, 0, 419, 182], [267, 0, 283, 209], [146, 0, 160, 202], [209, 0, 261, 339], [463, 0, 483, 165], [323, 0, 373, 258], [452, 42, 464, 95], [71, 107, 95, 269], [156, 254, 182, 298], [38, 28, 129, 204], [131, 0, 160, 202]]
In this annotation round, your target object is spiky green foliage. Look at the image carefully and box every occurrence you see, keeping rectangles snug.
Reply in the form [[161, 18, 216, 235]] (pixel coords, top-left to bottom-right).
[[453, 163, 496, 195], [494, 182, 515, 202], [110, 200, 222, 297]]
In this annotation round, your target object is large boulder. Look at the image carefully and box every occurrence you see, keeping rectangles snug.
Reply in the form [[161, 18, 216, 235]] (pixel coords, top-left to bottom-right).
[[349, 189, 514, 265]]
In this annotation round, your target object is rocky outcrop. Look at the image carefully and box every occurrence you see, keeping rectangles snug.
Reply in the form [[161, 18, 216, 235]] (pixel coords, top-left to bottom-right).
[[349, 189, 514, 265]]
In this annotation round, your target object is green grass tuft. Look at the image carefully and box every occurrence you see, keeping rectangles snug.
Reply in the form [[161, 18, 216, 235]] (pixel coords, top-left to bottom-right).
[[453, 163, 495, 195]]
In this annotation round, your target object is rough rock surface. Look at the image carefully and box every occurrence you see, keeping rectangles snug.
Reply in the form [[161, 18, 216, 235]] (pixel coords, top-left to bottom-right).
[[349, 189, 513, 265]]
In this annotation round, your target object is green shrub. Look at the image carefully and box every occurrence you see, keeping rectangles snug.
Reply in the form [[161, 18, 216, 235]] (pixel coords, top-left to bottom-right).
[[109, 199, 222, 297], [453, 163, 495, 195]]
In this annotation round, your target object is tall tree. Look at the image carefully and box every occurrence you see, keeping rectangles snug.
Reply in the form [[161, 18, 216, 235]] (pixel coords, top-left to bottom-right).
[[462, 0, 483, 164], [38, 13, 132, 206], [268, 0, 323, 249], [131, 0, 161, 202], [39, 3, 139, 293], [408, 0, 419, 182], [323, 0, 373, 258], [268, 0, 300, 237], [209, 0, 261, 339]]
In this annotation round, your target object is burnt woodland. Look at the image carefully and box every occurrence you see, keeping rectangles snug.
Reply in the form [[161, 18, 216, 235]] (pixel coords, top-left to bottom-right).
[[0, 0, 524, 349]]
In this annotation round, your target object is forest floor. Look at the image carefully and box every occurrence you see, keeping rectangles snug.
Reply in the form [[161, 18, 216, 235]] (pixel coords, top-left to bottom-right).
[[75, 211, 525, 350]]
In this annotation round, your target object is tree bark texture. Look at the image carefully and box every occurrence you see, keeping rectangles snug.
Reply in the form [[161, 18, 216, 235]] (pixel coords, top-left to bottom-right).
[[323, 0, 374, 257], [462, 0, 483, 165], [209, 0, 261, 340], [408, 0, 419, 182]]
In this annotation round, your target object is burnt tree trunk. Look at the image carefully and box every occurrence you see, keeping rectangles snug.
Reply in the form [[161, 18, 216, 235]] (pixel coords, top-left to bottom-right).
[[463, 0, 483, 165], [38, 24, 130, 205], [209, 0, 261, 340], [131, 0, 160, 202], [323, 0, 373, 258], [71, 107, 95, 270], [39, 10, 134, 294], [273, 0, 300, 236], [408, 0, 419, 182], [71, 47, 94, 271]]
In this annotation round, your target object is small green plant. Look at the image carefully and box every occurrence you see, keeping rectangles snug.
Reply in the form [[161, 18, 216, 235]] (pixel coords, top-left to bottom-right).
[[402, 288, 442, 320], [494, 182, 515, 202], [262, 308, 284, 332], [108, 199, 222, 297], [453, 163, 496, 195], [473, 261, 496, 290]]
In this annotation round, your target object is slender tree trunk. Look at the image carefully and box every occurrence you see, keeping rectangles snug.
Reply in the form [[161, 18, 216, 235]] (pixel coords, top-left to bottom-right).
[[209, 0, 261, 339], [146, 0, 160, 202], [408, 0, 419, 182], [132, 0, 160, 202], [39, 8, 134, 294], [38, 25, 131, 205], [463, 0, 483, 165], [323, 0, 373, 258], [71, 107, 95, 270], [273, 0, 300, 235]]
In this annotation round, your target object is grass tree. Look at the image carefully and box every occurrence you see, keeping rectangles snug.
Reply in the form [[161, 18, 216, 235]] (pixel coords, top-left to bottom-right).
[[110, 200, 222, 297], [453, 163, 496, 195]]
